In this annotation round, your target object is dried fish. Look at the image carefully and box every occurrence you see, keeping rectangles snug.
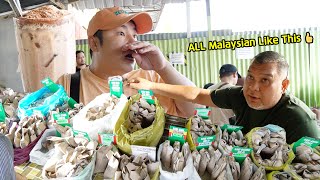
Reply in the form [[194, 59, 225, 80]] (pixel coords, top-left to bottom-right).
[[86, 95, 119, 121], [127, 98, 156, 134]]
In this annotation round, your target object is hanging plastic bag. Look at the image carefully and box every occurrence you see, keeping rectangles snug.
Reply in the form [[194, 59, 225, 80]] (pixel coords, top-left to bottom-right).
[[114, 94, 165, 155], [72, 93, 127, 141], [17, 85, 67, 120]]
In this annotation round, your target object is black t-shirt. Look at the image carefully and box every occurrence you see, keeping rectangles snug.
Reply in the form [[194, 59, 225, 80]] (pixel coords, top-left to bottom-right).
[[210, 86, 320, 143]]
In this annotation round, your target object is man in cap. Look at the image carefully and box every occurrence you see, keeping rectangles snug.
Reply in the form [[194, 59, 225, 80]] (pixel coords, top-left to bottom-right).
[[57, 7, 197, 117], [129, 51, 320, 143], [207, 64, 240, 125]]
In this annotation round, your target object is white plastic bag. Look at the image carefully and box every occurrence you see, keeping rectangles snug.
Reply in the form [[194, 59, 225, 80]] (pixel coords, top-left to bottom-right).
[[72, 93, 127, 141], [158, 143, 201, 180], [29, 129, 56, 166], [42, 152, 96, 180]]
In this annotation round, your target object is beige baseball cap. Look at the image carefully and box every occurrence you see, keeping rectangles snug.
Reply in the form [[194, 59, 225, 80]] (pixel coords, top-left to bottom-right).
[[87, 6, 153, 37]]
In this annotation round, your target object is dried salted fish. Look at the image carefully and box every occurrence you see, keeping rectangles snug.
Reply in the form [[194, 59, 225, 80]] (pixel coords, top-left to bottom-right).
[[250, 126, 290, 168], [198, 148, 210, 176], [0, 87, 26, 118], [86, 95, 119, 121], [291, 144, 320, 179], [219, 128, 247, 155], [127, 98, 156, 134]]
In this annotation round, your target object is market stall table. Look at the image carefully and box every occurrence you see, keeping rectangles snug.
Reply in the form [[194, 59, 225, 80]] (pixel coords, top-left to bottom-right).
[[14, 162, 104, 180]]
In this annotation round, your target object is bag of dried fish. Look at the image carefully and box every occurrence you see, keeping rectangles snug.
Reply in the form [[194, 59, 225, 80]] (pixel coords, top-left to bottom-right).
[[0, 87, 26, 118], [47, 102, 83, 129], [239, 156, 267, 180], [114, 94, 165, 155], [284, 142, 320, 180], [217, 124, 247, 155], [247, 125, 295, 171], [94, 144, 115, 173], [114, 153, 160, 180], [17, 85, 67, 120], [11, 115, 47, 165], [158, 140, 201, 180], [186, 115, 218, 151], [72, 93, 127, 141], [30, 129, 57, 166], [42, 136, 97, 179]]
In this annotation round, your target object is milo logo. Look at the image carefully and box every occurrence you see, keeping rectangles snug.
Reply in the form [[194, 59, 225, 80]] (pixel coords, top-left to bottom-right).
[[114, 10, 128, 15]]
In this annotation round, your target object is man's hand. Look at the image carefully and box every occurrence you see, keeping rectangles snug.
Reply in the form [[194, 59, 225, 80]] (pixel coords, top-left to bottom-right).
[[311, 108, 320, 120], [122, 41, 168, 72], [128, 77, 154, 90]]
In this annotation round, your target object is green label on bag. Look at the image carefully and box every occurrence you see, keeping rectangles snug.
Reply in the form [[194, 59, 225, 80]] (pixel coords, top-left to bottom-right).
[[194, 108, 211, 119], [293, 136, 320, 153], [168, 126, 187, 144], [138, 89, 155, 105], [196, 135, 216, 150], [41, 77, 59, 92], [109, 78, 123, 98], [98, 133, 116, 146], [73, 129, 90, 141], [0, 103, 6, 122], [53, 112, 70, 124], [221, 124, 243, 133], [67, 97, 77, 108], [264, 124, 284, 133], [231, 146, 252, 163]]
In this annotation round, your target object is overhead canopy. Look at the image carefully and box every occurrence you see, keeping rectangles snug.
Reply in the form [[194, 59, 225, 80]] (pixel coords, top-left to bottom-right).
[[0, 0, 200, 30]]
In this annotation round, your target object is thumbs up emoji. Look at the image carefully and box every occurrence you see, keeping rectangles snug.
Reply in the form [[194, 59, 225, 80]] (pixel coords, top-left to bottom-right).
[[305, 32, 313, 44]]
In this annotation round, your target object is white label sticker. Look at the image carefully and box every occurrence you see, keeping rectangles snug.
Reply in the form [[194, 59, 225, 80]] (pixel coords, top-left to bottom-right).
[[131, 145, 156, 162]]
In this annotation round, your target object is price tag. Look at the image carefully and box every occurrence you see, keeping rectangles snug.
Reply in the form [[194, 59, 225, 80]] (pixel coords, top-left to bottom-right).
[[131, 145, 156, 162], [138, 89, 155, 105], [196, 135, 216, 150], [98, 133, 116, 146], [293, 136, 320, 153], [109, 76, 123, 98], [53, 112, 70, 124], [194, 108, 211, 119], [168, 125, 187, 144], [73, 129, 90, 141], [221, 124, 243, 133], [230, 146, 252, 164]]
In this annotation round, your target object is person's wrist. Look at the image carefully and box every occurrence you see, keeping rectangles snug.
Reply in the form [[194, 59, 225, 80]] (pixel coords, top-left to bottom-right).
[[157, 61, 171, 75], [149, 82, 156, 90]]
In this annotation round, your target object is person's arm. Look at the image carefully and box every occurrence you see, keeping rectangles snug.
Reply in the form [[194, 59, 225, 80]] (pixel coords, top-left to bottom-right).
[[129, 77, 217, 108], [123, 42, 202, 116]]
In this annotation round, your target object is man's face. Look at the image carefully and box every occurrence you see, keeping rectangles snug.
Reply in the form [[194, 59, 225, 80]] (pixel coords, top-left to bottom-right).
[[76, 52, 85, 66], [243, 62, 288, 110], [93, 21, 137, 75]]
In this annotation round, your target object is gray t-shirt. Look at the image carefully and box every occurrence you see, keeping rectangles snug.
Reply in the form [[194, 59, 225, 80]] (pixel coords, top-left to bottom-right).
[[0, 133, 15, 180]]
